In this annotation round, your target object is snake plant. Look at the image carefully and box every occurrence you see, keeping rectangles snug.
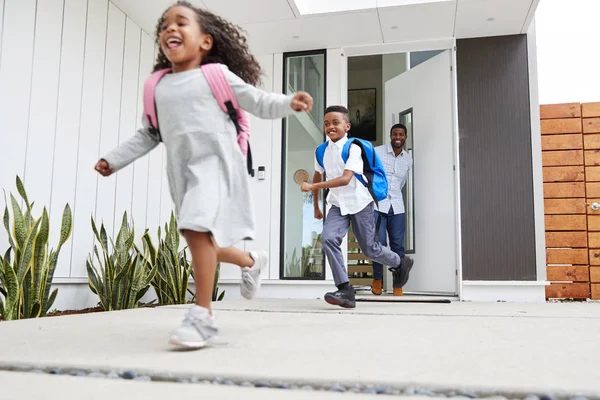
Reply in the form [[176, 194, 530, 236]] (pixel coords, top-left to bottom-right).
[[0, 176, 72, 320], [86, 212, 156, 311], [141, 212, 194, 305]]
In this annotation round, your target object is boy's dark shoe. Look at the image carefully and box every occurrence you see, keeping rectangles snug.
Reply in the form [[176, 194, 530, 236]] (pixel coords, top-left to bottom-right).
[[324, 286, 356, 308], [390, 255, 414, 288]]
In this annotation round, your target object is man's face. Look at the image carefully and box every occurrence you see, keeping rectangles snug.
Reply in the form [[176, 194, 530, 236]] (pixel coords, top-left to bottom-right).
[[390, 127, 407, 149], [324, 112, 350, 142]]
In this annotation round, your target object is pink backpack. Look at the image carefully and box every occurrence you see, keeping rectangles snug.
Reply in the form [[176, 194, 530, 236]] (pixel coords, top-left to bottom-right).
[[143, 63, 254, 176]]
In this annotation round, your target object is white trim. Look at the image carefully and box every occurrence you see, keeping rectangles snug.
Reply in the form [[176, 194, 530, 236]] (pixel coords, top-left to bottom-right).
[[461, 281, 547, 302], [54, 277, 88, 284], [526, 18, 547, 283], [449, 41, 463, 299], [521, 0, 541, 34], [269, 53, 284, 280], [342, 38, 455, 57]]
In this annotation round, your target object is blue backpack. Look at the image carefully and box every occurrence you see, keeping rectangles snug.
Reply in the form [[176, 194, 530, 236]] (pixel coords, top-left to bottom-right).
[[315, 137, 388, 205]]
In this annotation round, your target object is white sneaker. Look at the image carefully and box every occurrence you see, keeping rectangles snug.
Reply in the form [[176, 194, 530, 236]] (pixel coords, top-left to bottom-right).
[[169, 306, 218, 349], [241, 250, 267, 299]]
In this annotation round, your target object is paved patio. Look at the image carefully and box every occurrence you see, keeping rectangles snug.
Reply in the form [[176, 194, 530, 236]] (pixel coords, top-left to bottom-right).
[[0, 299, 599, 399]]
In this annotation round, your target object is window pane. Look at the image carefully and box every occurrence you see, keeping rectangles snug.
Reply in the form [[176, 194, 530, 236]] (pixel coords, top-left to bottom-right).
[[281, 52, 326, 279]]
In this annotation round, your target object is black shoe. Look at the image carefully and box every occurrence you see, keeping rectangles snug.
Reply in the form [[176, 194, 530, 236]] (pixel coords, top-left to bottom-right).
[[390, 256, 414, 288], [324, 286, 356, 309]]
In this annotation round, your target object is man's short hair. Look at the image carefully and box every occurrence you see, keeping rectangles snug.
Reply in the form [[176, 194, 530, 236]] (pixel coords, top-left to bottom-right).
[[390, 123, 407, 136], [325, 105, 349, 120]]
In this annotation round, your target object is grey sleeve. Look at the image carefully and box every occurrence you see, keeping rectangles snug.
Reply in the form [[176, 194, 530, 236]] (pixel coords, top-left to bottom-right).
[[222, 65, 296, 120], [102, 118, 160, 172]]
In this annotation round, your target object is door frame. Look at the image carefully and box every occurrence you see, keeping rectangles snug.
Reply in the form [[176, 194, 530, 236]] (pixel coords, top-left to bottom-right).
[[340, 39, 463, 298]]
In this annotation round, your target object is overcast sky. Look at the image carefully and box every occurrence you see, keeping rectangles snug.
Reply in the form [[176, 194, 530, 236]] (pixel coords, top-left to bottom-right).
[[536, 0, 600, 104]]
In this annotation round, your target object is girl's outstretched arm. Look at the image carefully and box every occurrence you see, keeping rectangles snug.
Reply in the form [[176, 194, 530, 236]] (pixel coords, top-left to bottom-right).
[[222, 65, 312, 119], [99, 121, 160, 174]]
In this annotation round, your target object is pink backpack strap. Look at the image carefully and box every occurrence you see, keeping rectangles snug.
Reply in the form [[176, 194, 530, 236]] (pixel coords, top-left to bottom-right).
[[201, 63, 238, 112], [202, 64, 253, 175], [143, 68, 170, 132]]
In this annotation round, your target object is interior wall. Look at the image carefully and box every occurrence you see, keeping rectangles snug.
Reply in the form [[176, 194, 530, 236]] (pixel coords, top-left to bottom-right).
[[348, 56, 384, 145]]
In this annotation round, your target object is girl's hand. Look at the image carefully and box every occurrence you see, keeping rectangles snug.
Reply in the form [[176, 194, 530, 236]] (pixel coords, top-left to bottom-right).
[[94, 159, 114, 177], [291, 91, 313, 112], [301, 181, 313, 192]]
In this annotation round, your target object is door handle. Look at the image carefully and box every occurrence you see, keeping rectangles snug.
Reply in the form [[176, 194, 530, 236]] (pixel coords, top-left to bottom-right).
[[591, 202, 600, 211]]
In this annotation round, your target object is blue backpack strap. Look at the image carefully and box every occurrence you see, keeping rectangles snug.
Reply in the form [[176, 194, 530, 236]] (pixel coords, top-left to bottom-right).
[[341, 138, 367, 186], [315, 142, 328, 170]]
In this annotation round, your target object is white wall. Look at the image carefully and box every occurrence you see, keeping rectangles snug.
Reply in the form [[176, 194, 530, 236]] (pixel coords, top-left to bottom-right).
[[0, 0, 160, 282]]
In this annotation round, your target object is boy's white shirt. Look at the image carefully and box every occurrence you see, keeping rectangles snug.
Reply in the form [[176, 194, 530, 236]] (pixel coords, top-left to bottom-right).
[[314, 135, 373, 216]]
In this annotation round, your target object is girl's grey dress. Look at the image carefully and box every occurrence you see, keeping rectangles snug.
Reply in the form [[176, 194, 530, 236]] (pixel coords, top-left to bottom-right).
[[103, 66, 295, 247]]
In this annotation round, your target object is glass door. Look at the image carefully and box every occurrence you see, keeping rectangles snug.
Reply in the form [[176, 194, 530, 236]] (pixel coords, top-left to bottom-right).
[[280, 51, 327, 279]]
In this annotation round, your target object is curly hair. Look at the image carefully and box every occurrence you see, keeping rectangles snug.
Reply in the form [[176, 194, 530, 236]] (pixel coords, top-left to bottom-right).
[[153, 1, 262, 86]]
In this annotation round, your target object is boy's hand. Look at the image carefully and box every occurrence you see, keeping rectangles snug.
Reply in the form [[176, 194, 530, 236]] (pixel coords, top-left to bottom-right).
[[314, 207, 323, 220], [291, 91, 313, 112], [301, 181, 313, 192], [94, 159, 114, 177]]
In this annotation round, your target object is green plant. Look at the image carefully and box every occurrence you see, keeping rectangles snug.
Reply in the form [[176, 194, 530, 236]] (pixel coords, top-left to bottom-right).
[[141, 212, 194, 305], [0, 176, 72, 320], [284, 246, 314, 278], [86, 212, 157, 311], [212, 262, 225, 302]]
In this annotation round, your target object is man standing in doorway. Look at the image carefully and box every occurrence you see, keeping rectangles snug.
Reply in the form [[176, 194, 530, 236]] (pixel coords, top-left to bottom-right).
[[372, 124, 414, 296]]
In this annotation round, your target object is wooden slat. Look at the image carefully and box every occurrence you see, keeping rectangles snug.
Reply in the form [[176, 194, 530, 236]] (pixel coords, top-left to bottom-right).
[[544, 182, 585, 198], [584, 118, 600, 134], [541, 134, 582, 150], [542, 150, 583, 166], [585, 150, 600, 166], [544, 215, 586, 231], [348, 265, 373, 273], [582, 102, 600, 118], [544, 199, 586, 215], [540, 103, 581, 119], [588, 215, 600, 231], [546, 231, 587, 248], [589, 232, 600, 248], [546, 249, 588, 265], [348, 242, 360, 249], [348, 253, 368, 261], [592, 284, 600, 299], [546, 283, 590, 299], [590, 267, 600, 282], [590, 249, 600, 265], [584, 134, 600, 149], [587, 199, 600, 215], [543, 166, 584, 182], [547, 266, 589, 282], [540, 118, 582, 134], [587, 183, 600, 197], [349, 278, 373, 286], [586, 166, 600, 181]]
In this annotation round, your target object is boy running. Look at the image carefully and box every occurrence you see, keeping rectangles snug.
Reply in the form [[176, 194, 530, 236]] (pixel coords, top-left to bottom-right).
[[301, 106, 412, 308]]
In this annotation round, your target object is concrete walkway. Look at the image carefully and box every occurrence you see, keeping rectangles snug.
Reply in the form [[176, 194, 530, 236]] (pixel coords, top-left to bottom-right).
[[1, 299, 599, 398]]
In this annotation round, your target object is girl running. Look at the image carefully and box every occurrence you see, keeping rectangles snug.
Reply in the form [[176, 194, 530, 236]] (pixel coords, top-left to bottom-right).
[[94, 1, 313, 349]]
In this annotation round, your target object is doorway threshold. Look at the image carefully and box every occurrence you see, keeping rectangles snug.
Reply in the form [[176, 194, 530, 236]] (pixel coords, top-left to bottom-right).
[[356, 293, 455, 304]]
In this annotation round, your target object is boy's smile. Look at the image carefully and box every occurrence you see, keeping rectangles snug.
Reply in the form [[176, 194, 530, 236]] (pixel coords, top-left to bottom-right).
[[324, 112, 351, 142]]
